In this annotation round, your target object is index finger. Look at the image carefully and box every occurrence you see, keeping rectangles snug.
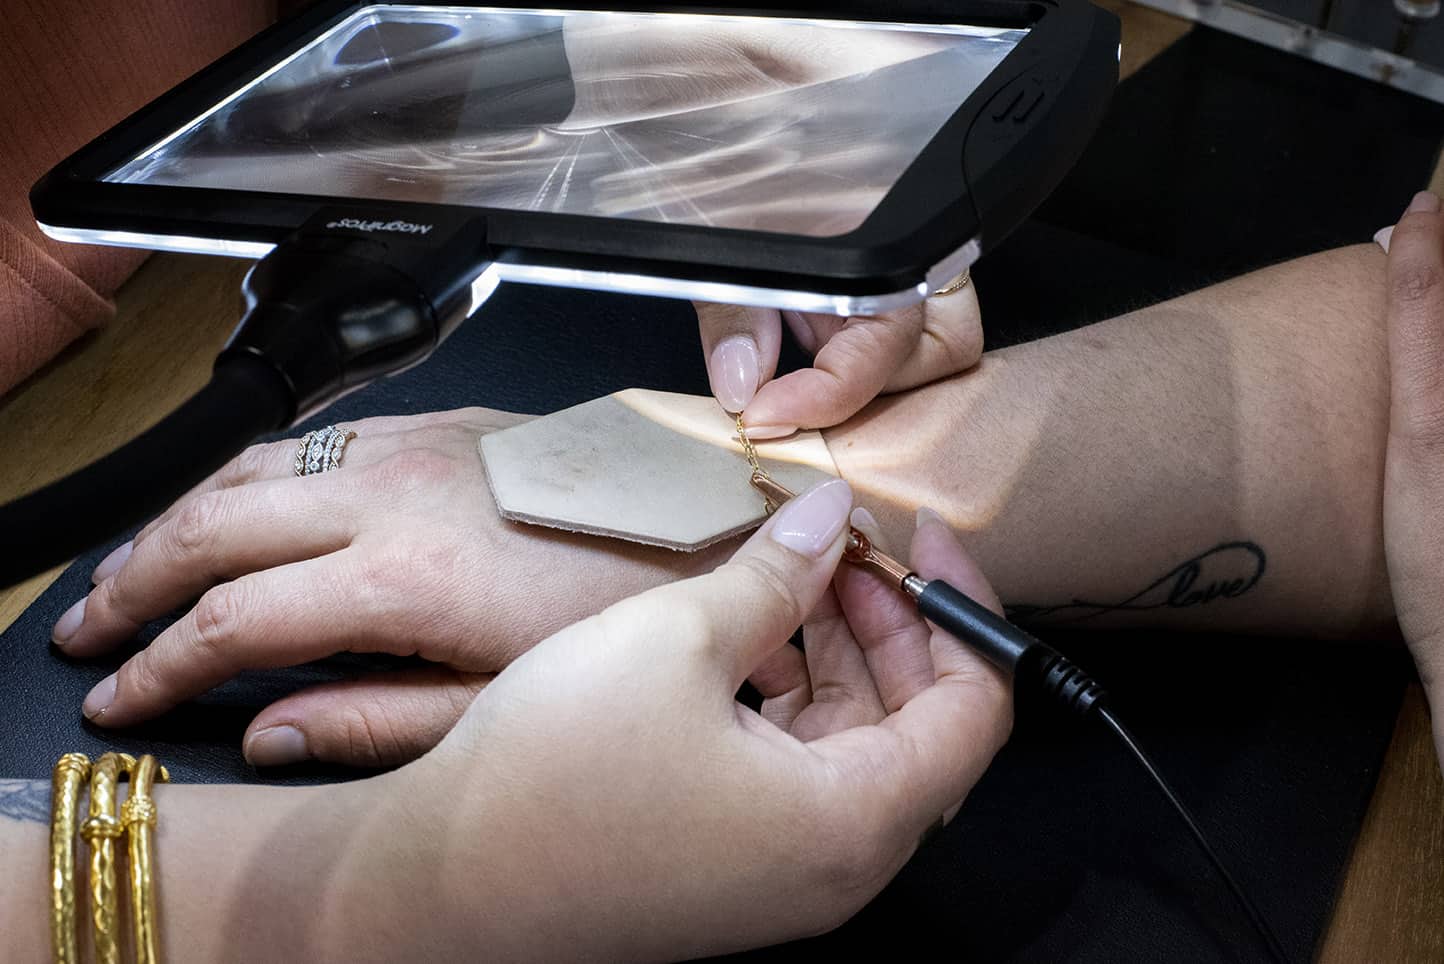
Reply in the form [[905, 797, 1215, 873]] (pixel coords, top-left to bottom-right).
[[81, 551, 377, 727], [742, 306, 925, 436], [812, 509, 1011, 832]]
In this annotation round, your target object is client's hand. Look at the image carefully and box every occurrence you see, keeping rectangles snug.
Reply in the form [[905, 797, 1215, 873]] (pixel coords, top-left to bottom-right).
[[370, 479, 1010, 960], [1379, 189, 1444, 767], [696, 287, 982, 436], [51, 408, 718, 767]]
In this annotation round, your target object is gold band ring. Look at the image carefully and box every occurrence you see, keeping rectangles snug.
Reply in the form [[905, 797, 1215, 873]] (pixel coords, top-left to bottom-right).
[[930, 270, 972, 298]]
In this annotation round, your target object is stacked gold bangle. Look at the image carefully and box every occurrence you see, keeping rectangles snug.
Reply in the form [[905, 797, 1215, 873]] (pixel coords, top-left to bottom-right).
[[48, 752, 169, 964]]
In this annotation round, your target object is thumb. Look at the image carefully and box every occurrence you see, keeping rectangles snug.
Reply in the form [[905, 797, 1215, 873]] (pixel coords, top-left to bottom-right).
[[638, 478, 853, 689], [743, 307, 925, 436], [817, 509, 1011, 834], [243, 668, 491, 768]]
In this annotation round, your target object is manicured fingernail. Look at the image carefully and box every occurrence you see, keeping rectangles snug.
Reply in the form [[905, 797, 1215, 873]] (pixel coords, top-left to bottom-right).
[[82, 673, 116, 721], [851, 506, 880, 532], [52, 598, 87, 646], [1407, 191, 1440, 215], [1374, 226, 1394, 254], [91, 541, 133, 584], [843, 507, 889, 554], [769, 478, 852, 557], [740, 423, 796, 441], [245, 725, 310, 767], [710, 335, 761, 413], [916, 506, 948, 530]]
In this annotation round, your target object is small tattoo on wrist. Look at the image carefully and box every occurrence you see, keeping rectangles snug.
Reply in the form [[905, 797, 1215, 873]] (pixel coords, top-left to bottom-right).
[[1006, 541, 1266, 623], [0, 781, 50, 824]]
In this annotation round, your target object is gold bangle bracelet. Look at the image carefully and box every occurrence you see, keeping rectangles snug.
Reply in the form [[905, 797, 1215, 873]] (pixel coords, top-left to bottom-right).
[[49, 753, 91, 964], [81, 754, 134, 964], [120, 755, 169, 964]]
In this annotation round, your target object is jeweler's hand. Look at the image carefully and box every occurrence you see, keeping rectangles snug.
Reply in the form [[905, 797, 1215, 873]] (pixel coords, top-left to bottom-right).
[[383, 479, 1010, 960], [51, 407, 721, 766], [696, 286, 982, 437], [1379, 189, 1444, 768]]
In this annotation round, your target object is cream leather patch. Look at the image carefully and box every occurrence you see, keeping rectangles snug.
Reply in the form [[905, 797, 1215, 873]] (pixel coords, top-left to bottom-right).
[[479, 389, 838, 551]]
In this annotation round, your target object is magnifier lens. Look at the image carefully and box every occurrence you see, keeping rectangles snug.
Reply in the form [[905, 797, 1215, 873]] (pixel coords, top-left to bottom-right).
[[105, 9, 1026, 239]]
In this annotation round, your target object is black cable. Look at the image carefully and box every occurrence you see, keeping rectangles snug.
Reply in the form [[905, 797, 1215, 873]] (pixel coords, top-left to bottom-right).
[[1096, 704, 1291, 964], [912, 578, 1289, 963], [0, 354, 291, 589]]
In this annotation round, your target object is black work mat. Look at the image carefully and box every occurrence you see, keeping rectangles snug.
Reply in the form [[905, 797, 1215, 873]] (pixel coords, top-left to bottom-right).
[[3, 24, 1442, 964]]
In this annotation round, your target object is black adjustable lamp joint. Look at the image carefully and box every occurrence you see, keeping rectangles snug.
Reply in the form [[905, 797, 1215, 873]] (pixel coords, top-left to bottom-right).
[[222, 211, 493, 423], [0, 210, 493, 590]]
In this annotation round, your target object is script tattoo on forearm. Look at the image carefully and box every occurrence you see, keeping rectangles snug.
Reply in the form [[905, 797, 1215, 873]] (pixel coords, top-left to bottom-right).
[[0, 781, 49, 824], [1006, 541, 1266, 624]]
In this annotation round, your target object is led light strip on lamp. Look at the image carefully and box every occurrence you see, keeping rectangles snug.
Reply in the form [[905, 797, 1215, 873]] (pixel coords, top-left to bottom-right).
[[39, 223, 981, 317]]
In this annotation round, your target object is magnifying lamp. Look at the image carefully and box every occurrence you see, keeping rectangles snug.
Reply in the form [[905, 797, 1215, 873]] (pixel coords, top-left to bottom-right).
[[4, 1, 1119, 587]]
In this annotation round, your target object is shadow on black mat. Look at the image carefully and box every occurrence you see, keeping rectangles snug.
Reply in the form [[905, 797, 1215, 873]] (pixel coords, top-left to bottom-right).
[[2, 22, 1440, 964]]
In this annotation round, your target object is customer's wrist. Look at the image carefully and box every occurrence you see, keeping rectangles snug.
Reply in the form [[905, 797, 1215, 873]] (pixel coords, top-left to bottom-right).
[[149, 782, 375, 963]]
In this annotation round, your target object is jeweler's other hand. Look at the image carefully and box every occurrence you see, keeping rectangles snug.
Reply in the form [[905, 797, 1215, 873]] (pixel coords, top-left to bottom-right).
[[52, 407, 715, 766], [1380, 190, 1444, 768], [397, 479, 1010, 960], [695, 286, 982, 437]]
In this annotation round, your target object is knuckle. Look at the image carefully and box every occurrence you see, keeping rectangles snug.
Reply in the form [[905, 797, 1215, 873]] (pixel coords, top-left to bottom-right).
[[926, 316, 983, 374], [226, 443, 277, 485], [171, 494, 225, 557], [119, 652, 163, 702], [1393, 403, 1444, 454], [1391, 256, 1444, 308], [337, 705, 405, 767], [696, 301, 760, 337], [369, 447, 461, 491], [356, 542, 451, 604], [191, 582, 247, 661], [89, 574, 124, 621]]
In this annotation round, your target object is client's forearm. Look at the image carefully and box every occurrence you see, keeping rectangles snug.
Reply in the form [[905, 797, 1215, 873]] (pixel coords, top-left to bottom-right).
[[827, 244, 1393, 636], [0, 780, 368, 963]]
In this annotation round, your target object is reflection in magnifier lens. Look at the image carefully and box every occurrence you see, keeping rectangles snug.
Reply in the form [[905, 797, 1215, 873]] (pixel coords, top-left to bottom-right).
[[107, 8, 1025, 238]]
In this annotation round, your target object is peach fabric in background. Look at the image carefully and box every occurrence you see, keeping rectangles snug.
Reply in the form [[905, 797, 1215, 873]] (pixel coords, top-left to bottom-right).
[[0, 0, 277, 397]]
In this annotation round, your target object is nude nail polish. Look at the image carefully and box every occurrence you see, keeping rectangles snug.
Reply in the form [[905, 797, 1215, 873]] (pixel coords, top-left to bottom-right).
[[710, 335, 760, 413], [916, 505, 949, 530], [849, 506, 891, 554], [82, 673, 116, 720], [92, 541, 133, 584], [739, 423, 796, 441], [769, 478, 852, 557], [52, 598, 86, 646], [1374, 226, 1394, 254]]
